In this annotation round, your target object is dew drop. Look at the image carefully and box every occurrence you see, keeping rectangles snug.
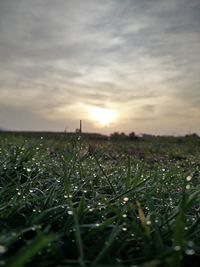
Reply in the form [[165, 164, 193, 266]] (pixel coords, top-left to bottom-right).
[[186, 176, 192, 181], [0, 245, 6, 254], [186, 184, 190, 190], [67, 210, 73, 215], [174, 245, 181, 251], [185, 249, 195, 255], [187, 241, 194, 247]]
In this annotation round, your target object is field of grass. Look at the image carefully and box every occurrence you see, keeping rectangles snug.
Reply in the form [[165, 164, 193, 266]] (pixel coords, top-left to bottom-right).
[[0, 132, 199, 267]]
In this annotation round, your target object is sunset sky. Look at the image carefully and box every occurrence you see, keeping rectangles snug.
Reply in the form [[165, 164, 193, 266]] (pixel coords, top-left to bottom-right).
[[0, 0, 200, 135]]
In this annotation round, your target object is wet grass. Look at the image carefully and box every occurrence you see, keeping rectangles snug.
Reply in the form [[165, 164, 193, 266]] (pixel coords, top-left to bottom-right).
[[0, 133, 199, 267]]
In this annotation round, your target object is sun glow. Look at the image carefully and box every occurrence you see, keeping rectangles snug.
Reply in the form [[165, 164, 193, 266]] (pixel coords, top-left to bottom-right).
[[88, 106, 116, 126]]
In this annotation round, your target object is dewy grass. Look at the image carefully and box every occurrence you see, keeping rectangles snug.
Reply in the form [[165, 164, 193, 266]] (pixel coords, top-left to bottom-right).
[[0, 132, 199, 267]]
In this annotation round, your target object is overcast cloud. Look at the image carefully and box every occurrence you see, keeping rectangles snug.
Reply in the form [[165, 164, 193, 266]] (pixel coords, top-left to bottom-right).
[[0, 0, 200, 134]]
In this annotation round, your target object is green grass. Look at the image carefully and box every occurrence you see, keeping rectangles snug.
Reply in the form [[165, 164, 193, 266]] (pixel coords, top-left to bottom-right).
[[0, 132, 199, 267]]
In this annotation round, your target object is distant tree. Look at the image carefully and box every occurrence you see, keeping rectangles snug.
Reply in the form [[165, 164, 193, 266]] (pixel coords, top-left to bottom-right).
[[120, 132, 127, 140], [184, 133, 199, 138], [110, 132, 128, 141], [129, 131, 136, 139], [110, 132, 120, 140]]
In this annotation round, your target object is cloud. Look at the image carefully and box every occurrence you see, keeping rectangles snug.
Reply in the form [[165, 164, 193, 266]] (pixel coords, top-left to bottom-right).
[[0, 0, 200, 134]]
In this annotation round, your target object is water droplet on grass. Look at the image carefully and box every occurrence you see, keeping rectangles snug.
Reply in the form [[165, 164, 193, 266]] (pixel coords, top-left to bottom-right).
[[185, 249, 195, 255], [186, 184, 190, 190], [67, 210, 73, 215], [174, 245, 181, 251], [64, 194, 72, 199], [187, 241, 194, 247], [186, 175, 192, 181], [0, 245, 6, 254]]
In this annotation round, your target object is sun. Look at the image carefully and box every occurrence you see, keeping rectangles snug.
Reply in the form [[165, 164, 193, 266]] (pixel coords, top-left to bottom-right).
[[88, 106, 116, 126]]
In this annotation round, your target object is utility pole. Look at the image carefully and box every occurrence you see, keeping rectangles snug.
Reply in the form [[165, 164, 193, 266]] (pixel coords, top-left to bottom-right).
[[80, 120, 82, 134]]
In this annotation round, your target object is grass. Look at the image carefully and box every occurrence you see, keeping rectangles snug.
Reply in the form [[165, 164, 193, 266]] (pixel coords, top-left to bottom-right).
[[0, 132, 199, 267]]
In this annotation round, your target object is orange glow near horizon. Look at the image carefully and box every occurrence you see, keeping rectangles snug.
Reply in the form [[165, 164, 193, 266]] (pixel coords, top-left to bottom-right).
[[88, 106, 117, 126]]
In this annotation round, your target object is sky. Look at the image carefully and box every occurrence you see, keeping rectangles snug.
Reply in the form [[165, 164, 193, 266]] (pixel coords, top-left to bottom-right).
[[0, 0, 200, 135]]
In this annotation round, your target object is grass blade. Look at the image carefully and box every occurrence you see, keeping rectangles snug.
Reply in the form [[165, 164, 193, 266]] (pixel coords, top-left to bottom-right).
[[92, 225, 122, 265], [6, 234, 55, 267]]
